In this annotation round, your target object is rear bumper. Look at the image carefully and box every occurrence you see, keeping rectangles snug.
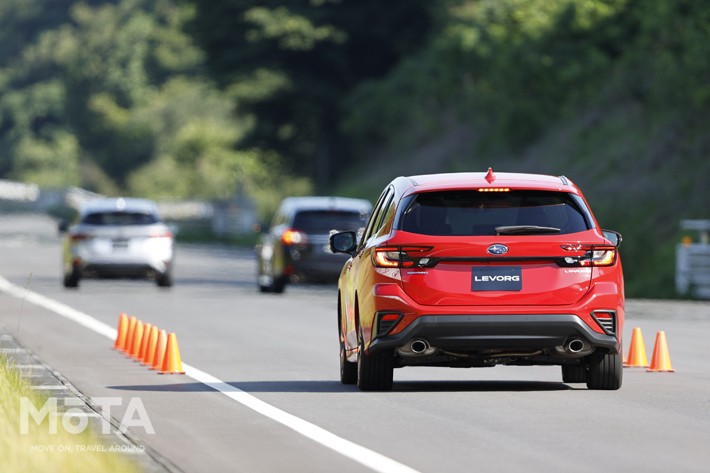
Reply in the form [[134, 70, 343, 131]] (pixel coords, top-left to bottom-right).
[[369, 314, 620, 354], [364, 281, 624, 358], [79, 263, 168, 278]]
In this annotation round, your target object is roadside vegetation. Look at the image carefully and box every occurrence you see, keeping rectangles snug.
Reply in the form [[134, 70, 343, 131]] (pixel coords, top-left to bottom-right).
[[1, 0, 707, 297], [0, 355, 141, 473]]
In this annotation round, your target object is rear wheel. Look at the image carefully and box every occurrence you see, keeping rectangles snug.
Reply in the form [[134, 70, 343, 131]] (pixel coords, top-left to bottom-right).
[[340, 341, 357, 385], [339, 296, 357, 385], [156, 272, 173, 287], [63, 271, 79, 288], [271, 276, 286, 294], [258, 275, 286, 294], [561, 364, 588, 383], [587, 352, 623, 390], [357, 335, 394, 391]]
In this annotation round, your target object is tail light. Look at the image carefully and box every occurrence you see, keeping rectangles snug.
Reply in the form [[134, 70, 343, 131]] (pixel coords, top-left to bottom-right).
[[70, 233, 91, 242], [561, 245, 617, 267], [372, 246, 432, 268], [150, 230, 173, 238], [282, 228, 307, 245]]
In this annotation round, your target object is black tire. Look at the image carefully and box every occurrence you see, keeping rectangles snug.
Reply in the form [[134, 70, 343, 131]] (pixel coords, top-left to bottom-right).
[[340, 341, 357, 385], [63, 272, 79, 288], [257, 275, 286, 294], [561, 364, 588, 383], [357, 336, 394, 391], [271, 276, 286, 294], [156, 272, 173, 288], [587, 352, 623, 390]]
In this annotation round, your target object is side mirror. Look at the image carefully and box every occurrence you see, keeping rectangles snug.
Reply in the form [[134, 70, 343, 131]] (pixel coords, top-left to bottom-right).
[[57, 220, 69, 234], [603, 230, 622, 248], [329, 231, 357, 255]]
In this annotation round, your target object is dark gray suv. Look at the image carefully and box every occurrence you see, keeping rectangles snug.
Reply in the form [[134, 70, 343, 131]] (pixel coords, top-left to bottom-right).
[[255, 196, 371, 293]]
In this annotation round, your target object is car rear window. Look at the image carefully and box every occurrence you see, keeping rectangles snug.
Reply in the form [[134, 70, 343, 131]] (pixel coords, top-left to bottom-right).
[[81, 211, 159, 226], [400, 190, 591, 236], [292, 210, 366, 233]]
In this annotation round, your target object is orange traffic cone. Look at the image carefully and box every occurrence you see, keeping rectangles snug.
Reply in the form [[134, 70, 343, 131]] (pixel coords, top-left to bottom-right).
[[113, 313, 128, 350], [142, 325, 160, 366], [129, 320, 144, 360], [123, 316, 137, 354], [624, 327, 649, 368], [159, 333, 185, 375], [137, 323, 152, 361], [647, 331, 675, 372], [150, 330, 168, 370]]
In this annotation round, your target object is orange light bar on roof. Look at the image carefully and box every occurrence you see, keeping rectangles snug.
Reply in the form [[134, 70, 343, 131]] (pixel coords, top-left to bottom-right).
[[478, 187, 510, 192]]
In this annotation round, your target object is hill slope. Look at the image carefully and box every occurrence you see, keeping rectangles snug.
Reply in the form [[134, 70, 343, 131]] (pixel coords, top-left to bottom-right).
[[334, 0, 710, 298]]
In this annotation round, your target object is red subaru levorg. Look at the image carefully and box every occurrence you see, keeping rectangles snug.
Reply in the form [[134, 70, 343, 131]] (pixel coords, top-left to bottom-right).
[[330, 169, 624, 391]]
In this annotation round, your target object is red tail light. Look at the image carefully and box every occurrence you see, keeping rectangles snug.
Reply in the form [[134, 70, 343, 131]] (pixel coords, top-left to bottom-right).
[[561, 245, 617, 267], [150, 230, 173, 238], [282, 229, 307, 245], [70, 234, 91, 242], [372, 246, 432, 268], [580, 247, 617, 267]]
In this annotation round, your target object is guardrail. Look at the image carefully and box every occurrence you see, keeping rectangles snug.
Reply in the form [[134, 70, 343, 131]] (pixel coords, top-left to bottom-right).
[[0, 180, 256, 237], [676, 219, 710, 299]]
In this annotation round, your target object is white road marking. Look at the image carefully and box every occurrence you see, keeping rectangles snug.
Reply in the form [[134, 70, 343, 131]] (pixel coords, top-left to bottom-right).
[[0, 276, 421, 473]]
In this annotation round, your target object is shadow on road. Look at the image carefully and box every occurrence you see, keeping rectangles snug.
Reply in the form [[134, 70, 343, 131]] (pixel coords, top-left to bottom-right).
[[394, 380, 571, 392], [107, 379, 571, 393]]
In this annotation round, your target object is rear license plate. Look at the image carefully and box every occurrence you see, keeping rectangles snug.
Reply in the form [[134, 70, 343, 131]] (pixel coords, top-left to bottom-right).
[[112, 238, 129, 249], [472, 266, 522, 291]]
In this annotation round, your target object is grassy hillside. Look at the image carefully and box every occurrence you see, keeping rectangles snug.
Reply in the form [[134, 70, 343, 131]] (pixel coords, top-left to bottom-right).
[[334, 0, 710, 298]]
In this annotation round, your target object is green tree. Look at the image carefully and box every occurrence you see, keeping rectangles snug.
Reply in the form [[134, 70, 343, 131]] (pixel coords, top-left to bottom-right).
[[188, 0, 435, 190]]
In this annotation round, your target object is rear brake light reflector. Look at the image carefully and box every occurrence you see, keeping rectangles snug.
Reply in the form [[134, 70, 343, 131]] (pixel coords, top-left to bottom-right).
[[376, 312, 403, 337], [282, 229, 307, 245], [591, 311, 616, 336]]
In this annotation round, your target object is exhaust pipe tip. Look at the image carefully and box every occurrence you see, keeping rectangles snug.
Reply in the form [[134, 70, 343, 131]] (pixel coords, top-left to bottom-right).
[[567, 339, 585, 353], [410, 339, 430, 354]]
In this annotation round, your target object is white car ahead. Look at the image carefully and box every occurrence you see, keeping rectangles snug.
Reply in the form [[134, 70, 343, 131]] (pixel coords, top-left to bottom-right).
[[61, 198, 174, 288]]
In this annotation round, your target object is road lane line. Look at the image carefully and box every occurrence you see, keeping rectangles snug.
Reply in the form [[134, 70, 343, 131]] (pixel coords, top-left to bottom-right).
[[0, 276, 421, 473]]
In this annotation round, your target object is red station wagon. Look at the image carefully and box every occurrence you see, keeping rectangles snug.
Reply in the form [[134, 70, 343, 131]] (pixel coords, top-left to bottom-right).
[[330, 169, 624, 391]]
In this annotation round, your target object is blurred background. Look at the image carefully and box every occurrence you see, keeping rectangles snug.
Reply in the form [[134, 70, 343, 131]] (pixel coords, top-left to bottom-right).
[[0, 0, 708, 298]]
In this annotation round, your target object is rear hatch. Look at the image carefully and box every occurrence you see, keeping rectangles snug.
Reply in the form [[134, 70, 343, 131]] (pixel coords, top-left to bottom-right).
[[393, 234, 602, 306], [389, 189, 605, 306], [74, 210, 171, 256]]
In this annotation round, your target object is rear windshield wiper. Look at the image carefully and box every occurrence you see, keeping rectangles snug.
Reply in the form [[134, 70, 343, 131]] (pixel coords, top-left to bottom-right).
[[495, 225, 561, 235]]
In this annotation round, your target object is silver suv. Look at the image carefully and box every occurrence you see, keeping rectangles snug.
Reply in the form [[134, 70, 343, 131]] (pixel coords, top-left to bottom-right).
[[61, 198, 175, 288]]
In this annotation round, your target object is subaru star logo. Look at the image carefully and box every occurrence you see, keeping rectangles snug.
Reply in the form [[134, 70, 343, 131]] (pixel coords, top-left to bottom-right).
[[487, 244, 508, 255]]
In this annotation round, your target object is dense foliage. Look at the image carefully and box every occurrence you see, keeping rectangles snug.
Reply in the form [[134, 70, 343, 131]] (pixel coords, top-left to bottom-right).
[[337, 0, 710, 298], [0, 0, 310, 216], [1, 0, 708, 296], [187, 0, 433, 190]]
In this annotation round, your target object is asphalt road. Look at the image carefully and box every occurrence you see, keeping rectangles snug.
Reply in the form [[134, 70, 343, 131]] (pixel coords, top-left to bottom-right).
[[1, 213, 709, 473]]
